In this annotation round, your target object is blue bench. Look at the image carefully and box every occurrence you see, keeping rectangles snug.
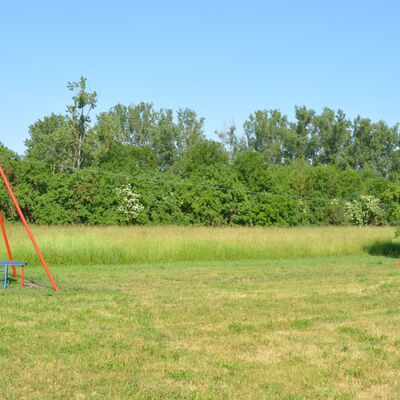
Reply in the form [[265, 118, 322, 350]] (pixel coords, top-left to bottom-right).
[[0, 260, 27, 289]]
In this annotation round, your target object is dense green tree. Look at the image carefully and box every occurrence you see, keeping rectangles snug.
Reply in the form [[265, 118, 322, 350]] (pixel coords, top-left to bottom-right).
[[25, 114, 74, 171], [176, 108, 205, 153], [233, 150, 282, 193], [286, 106, 317, 163], [351, 117, 399, 178], [125, 103, 157, 146], [313, 108, 352, 167], [94, 104, 205, 170], [0, 142, 18, 160], [243, 110, 289, 163], [93, 109, 126, 165], [179, 139, 229, 176], [179, 166, 250, 225], [152, 109, 179, 169]]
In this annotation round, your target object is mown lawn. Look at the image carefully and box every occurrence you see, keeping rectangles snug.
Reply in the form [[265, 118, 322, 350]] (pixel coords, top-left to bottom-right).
[[1, 254, 400, 399]]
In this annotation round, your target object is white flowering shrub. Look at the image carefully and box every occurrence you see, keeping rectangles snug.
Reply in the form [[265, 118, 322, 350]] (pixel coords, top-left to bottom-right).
[[116, 184, 144, 223], [345, 195, 384, 225], [344, 199, 364, 225]]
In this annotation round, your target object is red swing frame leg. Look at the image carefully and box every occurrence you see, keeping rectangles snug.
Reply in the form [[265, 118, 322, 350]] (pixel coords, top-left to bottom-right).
[[0, 213, 17, 278], [0, 166, 59, 292]]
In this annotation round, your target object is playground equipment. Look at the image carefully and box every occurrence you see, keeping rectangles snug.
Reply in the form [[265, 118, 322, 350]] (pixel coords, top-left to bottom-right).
[[0, 260, 27, 289], [0, 165, 59, 292]]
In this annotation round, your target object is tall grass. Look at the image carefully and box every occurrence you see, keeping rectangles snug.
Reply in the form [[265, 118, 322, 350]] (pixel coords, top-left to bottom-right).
[[0, 224, 394, 265]]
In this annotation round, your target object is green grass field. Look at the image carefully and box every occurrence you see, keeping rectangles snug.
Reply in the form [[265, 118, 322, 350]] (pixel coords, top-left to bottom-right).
[[1, 224, 397, 265], [1, 226, 400, 399]]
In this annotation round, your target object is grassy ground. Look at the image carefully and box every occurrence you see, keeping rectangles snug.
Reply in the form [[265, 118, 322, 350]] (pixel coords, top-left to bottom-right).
[[2, 250, 400, 398], [0, 224, 396, 265], [0, 256, 400, 399]]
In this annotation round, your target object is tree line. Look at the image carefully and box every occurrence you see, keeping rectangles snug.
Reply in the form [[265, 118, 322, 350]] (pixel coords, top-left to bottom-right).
[[1, 76, 400, 226]]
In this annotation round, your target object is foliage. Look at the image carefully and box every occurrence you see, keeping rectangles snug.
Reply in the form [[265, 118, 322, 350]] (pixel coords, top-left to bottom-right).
[[324, 199, 347, 225], [12, 77, 400, 226]]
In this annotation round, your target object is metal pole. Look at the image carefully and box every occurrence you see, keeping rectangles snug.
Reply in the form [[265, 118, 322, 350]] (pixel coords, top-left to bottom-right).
[[0, 166, 59, 292]]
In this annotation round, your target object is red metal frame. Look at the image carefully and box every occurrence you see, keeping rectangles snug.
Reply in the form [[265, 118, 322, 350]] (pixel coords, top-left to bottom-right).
[[0, 213, 17, 278], [0, 166, 59, 292], [0, 218, 25, 287]]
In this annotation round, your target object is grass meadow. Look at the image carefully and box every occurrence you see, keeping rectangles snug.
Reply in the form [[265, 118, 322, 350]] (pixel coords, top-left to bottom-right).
[[1, 225, 400, 399], [1, 224, 396, 265]]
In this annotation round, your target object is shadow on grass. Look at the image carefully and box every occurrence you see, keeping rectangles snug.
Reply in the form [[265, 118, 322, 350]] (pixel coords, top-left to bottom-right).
[[365, 240, 400, 258]]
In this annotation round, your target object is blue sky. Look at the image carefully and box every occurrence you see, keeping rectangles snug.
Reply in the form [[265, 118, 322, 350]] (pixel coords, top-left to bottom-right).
[[1, 0, 399, 154]]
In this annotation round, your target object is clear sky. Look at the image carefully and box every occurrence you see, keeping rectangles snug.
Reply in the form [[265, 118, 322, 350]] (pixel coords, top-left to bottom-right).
[[1, 0, 399, 154]]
